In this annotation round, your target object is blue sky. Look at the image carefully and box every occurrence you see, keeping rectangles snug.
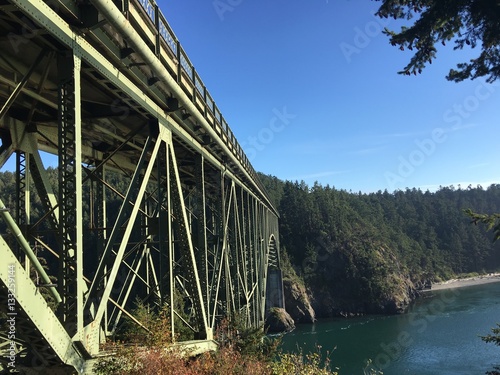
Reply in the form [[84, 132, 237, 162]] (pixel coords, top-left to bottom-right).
[[161, 0, 500, 193], [3, 1, 498, 193]]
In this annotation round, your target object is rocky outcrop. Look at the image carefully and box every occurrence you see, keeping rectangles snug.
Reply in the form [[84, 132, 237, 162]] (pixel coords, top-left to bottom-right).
[[283, 278, 316, 323], [301, 241, 424, 317], [265, 307, 295, 333], [382, 276, 418, 314], [281, 273, 420, 320], [280, 243, 422, 320], [307, 273, 418, 317]]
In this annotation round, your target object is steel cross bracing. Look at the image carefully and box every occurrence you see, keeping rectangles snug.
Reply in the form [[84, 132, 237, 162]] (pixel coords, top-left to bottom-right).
[[0, 0, 284, 373]]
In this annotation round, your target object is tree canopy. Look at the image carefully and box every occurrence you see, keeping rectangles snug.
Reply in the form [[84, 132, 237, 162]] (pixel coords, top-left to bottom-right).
[[259, 173, 500, 316], [375, 0, 500, 82]]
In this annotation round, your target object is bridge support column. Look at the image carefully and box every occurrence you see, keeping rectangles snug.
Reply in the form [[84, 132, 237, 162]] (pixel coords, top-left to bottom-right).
[[57, 50, 84, 338], [193, 154, 209, 324], [15, 151, 29, 264], [266, 269, 285, 312]]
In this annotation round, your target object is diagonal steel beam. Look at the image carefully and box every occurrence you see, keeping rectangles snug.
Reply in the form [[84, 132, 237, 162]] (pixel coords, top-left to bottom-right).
[[0, 144, 13, 170], [0, 198, 61, 303], [109, 247, 147, 334], [0, 50, 46, 122], [12, 119, 61, 236], [26, 51, 55, 125], [0, 236, 86, 370], [167, 139, 210, 339], [84, 125, 162, 353], [9, 0, 277, 217], [146, 248, 161, 303], [209, 173, 228, 328], [84, 132, 157, 314]]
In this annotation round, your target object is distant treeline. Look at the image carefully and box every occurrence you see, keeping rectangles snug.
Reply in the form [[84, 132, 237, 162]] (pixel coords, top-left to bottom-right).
[[259, 173, 500, 315]]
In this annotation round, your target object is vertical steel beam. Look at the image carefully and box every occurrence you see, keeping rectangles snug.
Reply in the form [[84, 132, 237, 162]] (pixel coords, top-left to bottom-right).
[[165, 141, 175, 340], [143, 195, 151, 302], [57, 50, 83, 337], [193, 154, 208, 321], [94, 164, 108, 338], [15, 151, 28, 263], [209, 170, 225, 329], [153, 140, 174, 338]]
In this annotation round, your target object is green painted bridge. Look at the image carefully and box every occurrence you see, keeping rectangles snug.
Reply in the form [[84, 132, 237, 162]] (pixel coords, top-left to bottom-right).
[[0, 0, 283, 372]]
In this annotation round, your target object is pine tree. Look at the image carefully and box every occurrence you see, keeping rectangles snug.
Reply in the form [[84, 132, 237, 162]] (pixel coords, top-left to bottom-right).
[[375, 0, 500, 82]]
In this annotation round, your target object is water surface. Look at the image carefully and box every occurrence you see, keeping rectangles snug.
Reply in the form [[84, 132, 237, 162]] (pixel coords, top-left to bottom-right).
[[280, 282, 500, 374]]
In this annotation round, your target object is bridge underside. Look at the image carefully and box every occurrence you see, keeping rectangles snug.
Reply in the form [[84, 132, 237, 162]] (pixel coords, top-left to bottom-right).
[[0, 0, 282, 372]]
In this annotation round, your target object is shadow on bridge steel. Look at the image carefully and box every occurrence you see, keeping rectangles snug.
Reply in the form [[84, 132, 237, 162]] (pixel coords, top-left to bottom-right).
[[0, 0, 283, 372]]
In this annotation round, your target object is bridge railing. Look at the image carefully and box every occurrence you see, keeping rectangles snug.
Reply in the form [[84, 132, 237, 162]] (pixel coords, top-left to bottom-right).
[[124, 0, 273, 209]]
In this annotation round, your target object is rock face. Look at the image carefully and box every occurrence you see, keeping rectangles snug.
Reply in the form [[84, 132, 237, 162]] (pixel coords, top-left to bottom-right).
[[381, 276, 418, 314], [265, 307, 295, 333], [308, 273, 418, 317], [280, 268, 419, 319], [283, 279, 316, 323], [279, 246, 421, 321], [296, 242, 422, 318]]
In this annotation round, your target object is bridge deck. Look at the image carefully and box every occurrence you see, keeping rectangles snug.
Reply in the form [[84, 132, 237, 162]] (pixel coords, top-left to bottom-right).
[[0, 0, 275, 212]]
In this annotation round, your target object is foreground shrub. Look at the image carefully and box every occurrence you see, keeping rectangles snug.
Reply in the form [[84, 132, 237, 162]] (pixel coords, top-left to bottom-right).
[[93, 303, 339, 375], [271, 346, 337, 375]]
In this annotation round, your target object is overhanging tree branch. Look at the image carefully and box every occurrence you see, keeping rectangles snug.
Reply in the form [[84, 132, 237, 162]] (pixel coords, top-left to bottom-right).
[[374, 0, 500, 82]]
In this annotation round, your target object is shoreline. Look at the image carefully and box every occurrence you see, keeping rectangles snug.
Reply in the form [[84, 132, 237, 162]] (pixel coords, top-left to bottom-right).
[[423, 272, 500, 291]]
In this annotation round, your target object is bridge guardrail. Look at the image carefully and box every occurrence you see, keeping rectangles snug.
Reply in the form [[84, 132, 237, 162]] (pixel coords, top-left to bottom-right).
[[125, 0, 273, 209]]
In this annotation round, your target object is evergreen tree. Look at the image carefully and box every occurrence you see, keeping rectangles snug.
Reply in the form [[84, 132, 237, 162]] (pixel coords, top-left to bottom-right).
[[375, 0, 500, 82]]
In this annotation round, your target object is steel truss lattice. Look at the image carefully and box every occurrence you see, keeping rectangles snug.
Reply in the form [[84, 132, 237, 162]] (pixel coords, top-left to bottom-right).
[[0, 0, 284, 373]]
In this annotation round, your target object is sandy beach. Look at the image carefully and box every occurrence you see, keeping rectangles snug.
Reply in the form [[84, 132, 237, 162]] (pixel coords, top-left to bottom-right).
[[428, 272, 500, 291]]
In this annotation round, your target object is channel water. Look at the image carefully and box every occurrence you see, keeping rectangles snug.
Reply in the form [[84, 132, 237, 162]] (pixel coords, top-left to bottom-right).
[[280, 282, 500, 374]]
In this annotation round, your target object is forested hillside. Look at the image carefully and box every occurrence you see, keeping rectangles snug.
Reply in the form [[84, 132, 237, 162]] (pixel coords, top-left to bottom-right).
[[1, 169, 499, 319], [259, 173, 500, 317]]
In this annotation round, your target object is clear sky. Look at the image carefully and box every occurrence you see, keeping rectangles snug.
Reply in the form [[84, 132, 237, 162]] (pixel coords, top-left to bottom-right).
[[3, 1, 497, 194], [161, 0, 500, 193]]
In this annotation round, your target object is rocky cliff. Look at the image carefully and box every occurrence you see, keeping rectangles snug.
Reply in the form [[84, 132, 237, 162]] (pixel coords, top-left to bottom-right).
[[282, 279, 315, 323], [279, 236, 423, 322], [265, 307, 295, 333], [283, 276, 418, 324]]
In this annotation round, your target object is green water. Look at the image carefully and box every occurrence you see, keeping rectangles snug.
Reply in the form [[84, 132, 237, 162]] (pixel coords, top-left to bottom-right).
[[280, 282, 500, 375]]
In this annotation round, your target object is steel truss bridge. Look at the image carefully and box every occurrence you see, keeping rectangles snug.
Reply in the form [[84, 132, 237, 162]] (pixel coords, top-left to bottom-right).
[[0, 0, 284, 372]]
